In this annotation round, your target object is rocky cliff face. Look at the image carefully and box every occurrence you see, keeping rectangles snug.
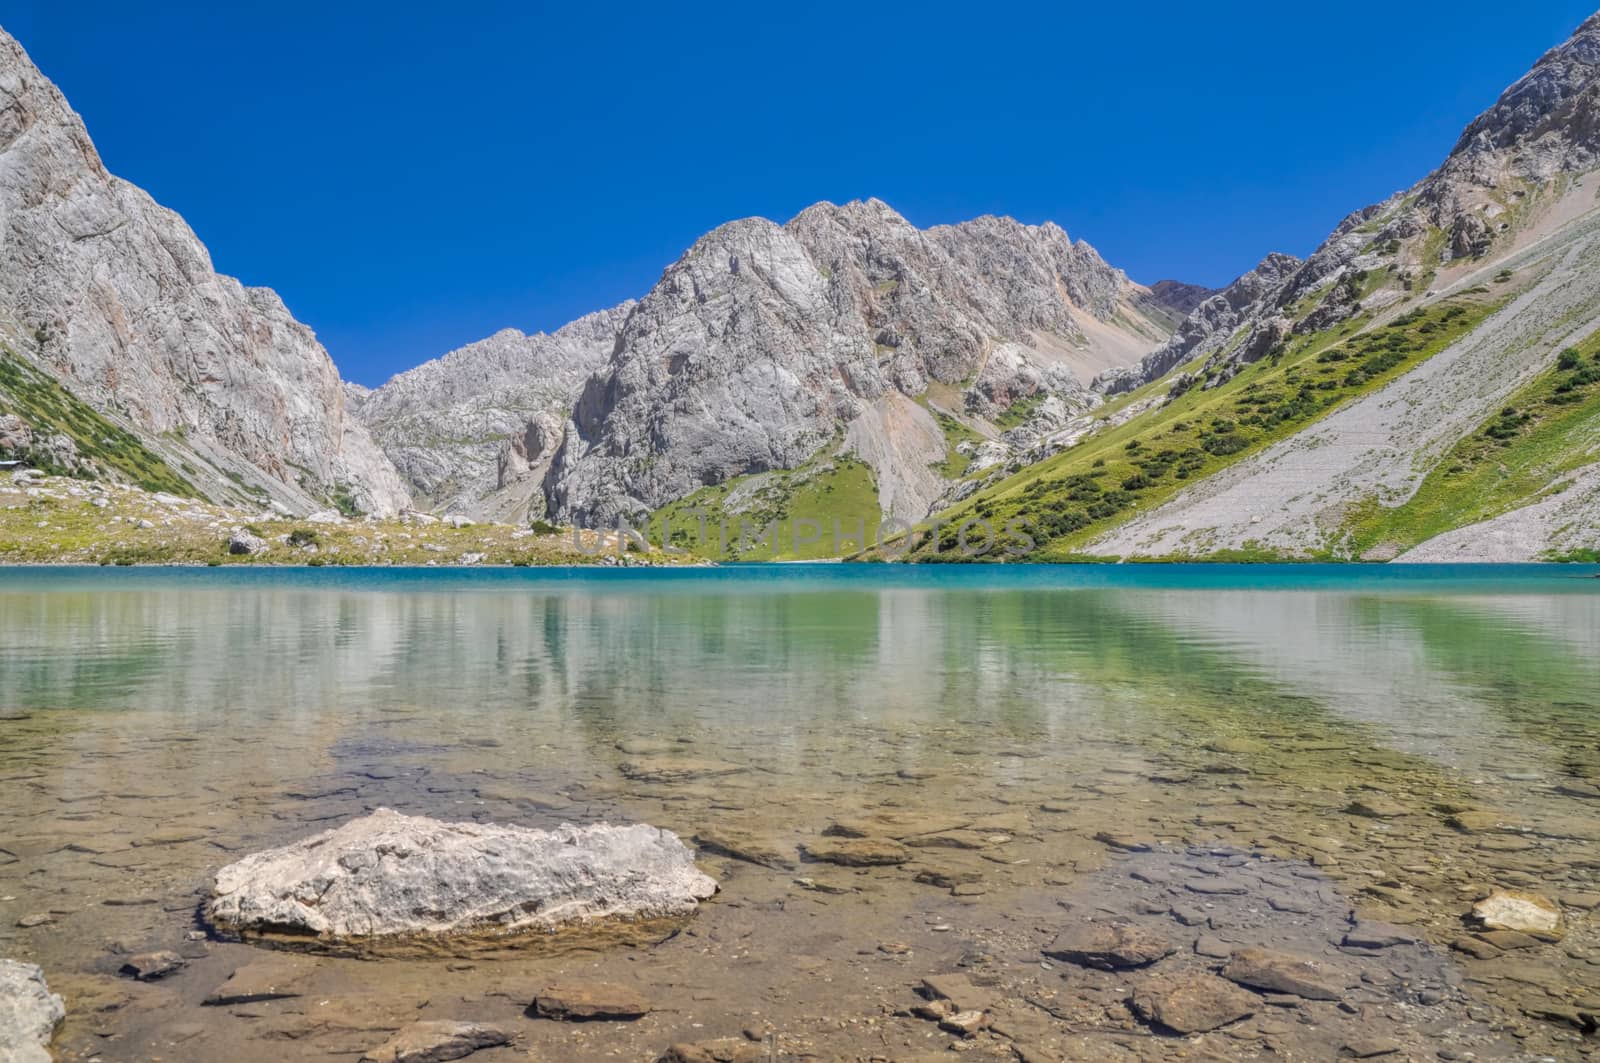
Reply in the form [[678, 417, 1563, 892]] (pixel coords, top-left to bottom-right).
[[353, 304, 630, 520], [1101, 13, 1600, 402], [1079, 12, 1600, 560], [0, 28, 408, 515], [542, 199, 1173, 525]]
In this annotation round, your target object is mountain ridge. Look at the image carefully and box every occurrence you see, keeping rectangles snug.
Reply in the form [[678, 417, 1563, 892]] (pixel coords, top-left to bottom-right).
[[359, 196, 1184, 524]]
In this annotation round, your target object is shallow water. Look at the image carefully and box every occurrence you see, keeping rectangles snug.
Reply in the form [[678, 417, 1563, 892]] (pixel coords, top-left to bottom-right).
[[2, 564, 1598, 1061]]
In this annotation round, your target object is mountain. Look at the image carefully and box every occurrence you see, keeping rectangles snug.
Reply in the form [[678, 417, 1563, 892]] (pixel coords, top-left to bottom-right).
[[0, 27, 408, 515], [550, 200, 1177, 526], [364, 199, 1181, 526], [928, 13, 1600, 562], [1145, 279, 1219, 318], [350, 304, 631, 521]]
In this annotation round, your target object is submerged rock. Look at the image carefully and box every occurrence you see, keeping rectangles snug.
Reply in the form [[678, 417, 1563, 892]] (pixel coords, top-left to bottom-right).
[[1129, 971, 1258, 1033], [657, 1038, 764, 1063], [1470, 890, 1564, 940], [202, 959, 307, 1005], [1222, 947, 1344, 1001], [206, 808, 717, 948], [1043, 923, 1175, 970], [118, 950, 186, 981], [0, 959, 65, 1063], [359, 1021, 512, 1063], [531, 981, 650, 1021]]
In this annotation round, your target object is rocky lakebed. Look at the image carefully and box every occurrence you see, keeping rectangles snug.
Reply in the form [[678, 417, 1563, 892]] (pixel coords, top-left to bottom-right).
[[3, 720, 1599, 1063], [1, 568, 1598, 1061]]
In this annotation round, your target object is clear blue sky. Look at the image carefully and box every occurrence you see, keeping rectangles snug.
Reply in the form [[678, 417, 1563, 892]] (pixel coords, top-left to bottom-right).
[[11, 2, 1598, 385]]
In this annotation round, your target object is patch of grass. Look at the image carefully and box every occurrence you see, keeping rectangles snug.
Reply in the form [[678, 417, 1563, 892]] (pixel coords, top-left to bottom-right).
[[994, 393, 1045, 430], [1343, 332, 1600, 557], [0, 474, 673, 566], [0, 348, 196, 495], [922, 401, 982, 479], [652, 453, 883, 560], [908, 293, 1501, 560]]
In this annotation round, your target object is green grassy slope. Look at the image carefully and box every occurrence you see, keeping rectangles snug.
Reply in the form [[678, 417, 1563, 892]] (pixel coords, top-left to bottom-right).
[[1342, 329, 1600, 558], [0, 348, 197, 496], [650, 452, 883, 560], [909, 292, 1501, 560]]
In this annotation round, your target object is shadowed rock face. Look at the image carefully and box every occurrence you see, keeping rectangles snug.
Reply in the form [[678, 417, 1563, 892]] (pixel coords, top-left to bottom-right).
[[0, 30, 409, 515], [206, 808, 718, 949], [542, 199, 1172, 525]]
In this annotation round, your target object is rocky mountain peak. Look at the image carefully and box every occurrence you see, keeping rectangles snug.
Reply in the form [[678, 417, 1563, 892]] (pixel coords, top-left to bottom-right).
[[0, 27, 408, 514], [535, 198, 1181, 525], [1443, 13, 1600, 182]]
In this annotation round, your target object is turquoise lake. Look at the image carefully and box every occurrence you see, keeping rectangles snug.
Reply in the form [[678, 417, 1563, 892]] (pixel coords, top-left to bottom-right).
[[2, 563, 1598, 1060]]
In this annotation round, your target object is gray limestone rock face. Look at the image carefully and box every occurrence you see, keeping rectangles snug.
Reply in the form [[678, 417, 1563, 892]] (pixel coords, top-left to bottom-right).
[[352, 305, 632, 521], [542, 199, 1172, 525], [0, 959, 65, 1063], [1100, 14, 1600, 401], [206, 808, 717, 948], [0, 29, 409, 515]]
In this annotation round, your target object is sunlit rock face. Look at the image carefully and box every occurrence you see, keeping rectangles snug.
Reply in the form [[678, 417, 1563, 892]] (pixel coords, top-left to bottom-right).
[[207, 808, 718, 949], [0, 29, 409, 515]]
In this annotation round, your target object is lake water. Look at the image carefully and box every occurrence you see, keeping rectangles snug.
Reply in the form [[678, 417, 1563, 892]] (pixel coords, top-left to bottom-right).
[[2, 564, 1598, 1061]]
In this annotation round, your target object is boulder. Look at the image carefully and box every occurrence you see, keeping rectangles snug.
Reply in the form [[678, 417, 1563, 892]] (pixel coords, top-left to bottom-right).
[[227, 527, 266, 555], [206, 808, 717, 948], [0, 959, 65, 1063]]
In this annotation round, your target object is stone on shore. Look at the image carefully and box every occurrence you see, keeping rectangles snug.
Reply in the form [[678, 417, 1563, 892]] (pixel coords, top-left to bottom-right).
[[227, 527, 266, 555], [1470, 890, 1564, 940], [359, 1021, 512, 1063], [206, 808, 717, 947], [0, 960, 65, 1063], [1129, 971, 1259, 1033]]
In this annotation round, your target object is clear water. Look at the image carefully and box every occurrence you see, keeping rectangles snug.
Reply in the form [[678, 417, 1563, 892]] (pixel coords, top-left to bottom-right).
[[2, 564, 1598, 1058]]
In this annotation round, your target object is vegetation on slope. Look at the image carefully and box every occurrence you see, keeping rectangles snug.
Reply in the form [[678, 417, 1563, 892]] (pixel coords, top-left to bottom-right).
[[909, 292, 1502, 561], [0, 348, 196, 496], [1342, 329, 1600, 558], [651, 452, 883, 561], [0, 474, 654, 566], [916, 397, 984, 480]]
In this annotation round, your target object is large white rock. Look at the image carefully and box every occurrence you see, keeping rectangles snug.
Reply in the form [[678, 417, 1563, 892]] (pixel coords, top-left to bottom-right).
[[0, 959, 65, 1063], [207, 808, 717, 945]]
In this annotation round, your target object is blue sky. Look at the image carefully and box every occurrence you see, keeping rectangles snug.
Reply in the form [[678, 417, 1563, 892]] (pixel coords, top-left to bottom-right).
[[11, 2, 1598, 385]]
